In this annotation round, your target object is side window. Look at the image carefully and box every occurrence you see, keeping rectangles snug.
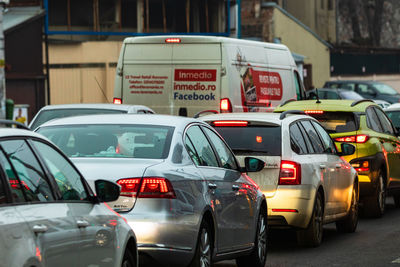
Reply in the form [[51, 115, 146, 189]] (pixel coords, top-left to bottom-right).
[[0, 150, 25, 203], [375, 108, 395, 135], [1, 140, 54, 202], [297, 123, 315, 153], [185, 126, 219, 167], [358, 84, 375, 95], [289, 123, 308, 154], [300, 121, 325, 154], [325, 90, 340, 99], [340, 83, 356, 91], [202, 126, 238, 170], [0, 167, 6, 204], [311, 121, 336, 154], [32, 141, 88, 201], [366, 107, 383, 132], [184, 135, 201, 166], [293, 71, 303, 100]]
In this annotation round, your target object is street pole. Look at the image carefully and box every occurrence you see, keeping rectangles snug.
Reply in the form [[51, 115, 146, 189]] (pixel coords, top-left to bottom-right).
[[0, 0, 8, 119]]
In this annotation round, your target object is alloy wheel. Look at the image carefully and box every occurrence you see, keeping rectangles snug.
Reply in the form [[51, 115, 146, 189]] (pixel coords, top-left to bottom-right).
[[314, 196, 323, 242], [257, 215, 267, 264], [378, 175, 386, 213], [200, 228, 211, 267]]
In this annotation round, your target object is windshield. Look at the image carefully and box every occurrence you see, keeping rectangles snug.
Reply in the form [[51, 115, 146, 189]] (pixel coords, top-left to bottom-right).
[[373, 84, 398, 95], [307, 112, 358, 134], [31, 109, 127, 129], [340, 91, 364, 100], [386, 111, 400, 129], [37, 124, 174, 159], [213, 126, 281, 156]]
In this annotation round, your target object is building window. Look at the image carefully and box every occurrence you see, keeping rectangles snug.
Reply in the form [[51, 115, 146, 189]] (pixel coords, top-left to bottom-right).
[[328, 0, 333, 10]]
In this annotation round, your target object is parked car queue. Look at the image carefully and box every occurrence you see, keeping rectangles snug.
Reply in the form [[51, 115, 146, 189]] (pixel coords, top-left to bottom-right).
[[2, 96, 400, 266]]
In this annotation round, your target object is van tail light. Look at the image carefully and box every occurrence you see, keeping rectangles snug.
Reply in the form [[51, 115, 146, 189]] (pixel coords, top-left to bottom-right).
[[113, 98, 122, 104], [220, 98, 232, 113], [117, 177, 176, 199], [279, 161, 301, 185], [165, 38, 181, 43], [212, 120, 248, 127], [334, 134, 369, 143]]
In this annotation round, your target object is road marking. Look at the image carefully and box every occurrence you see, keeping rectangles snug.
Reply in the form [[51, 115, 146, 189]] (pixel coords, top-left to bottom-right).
[[392, 257, 400, 263]]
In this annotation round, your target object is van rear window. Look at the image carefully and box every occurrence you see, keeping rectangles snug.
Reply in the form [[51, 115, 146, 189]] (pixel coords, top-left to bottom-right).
[[307, 112, 359, 134], [213, 126, 281, 156]]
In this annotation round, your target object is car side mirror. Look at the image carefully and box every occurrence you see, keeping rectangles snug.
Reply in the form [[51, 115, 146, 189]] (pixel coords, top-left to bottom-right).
[[338, 143, 355, 156], [95, 180, 120, 202], [244, 157, 265, 172]]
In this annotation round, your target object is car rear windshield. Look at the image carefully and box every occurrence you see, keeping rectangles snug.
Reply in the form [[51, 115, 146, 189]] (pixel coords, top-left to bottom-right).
[[213, 126, 281, 156], [31, 109, 127, 129], [37, 124, 174, 159], [374, 83, 398, 95], [307, 112, 358, 134]]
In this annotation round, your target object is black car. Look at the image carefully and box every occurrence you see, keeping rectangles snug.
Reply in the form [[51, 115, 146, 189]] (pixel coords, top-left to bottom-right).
[[307, 88, 364, 100], [324, 80, 400, 104]]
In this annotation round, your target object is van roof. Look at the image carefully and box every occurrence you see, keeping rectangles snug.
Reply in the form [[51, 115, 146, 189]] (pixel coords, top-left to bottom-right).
[[122, 35, 289, 51]]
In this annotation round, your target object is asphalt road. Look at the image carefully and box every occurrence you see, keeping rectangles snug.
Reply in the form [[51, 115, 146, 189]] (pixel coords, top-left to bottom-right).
[[215, 197, 400, 267]]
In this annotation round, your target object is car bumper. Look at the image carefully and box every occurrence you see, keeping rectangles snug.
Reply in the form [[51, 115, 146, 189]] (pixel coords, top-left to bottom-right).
[[266, 184, 316, 229]]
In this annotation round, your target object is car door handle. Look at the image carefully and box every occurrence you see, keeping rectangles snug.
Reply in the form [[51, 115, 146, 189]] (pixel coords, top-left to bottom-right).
[[76, 220, 90, 228], [335, 164, 341, 169], [32, 224, 48, 234], [208, 183, 217, 190], [319, 164, 326, 170], [232, 185, 240, 191]]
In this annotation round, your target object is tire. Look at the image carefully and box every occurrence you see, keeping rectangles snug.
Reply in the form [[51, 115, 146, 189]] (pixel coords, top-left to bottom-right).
[[297, 193, 324, 247], [190, 220, 212, 267], [393, 194, 400, 208], [336, 181, 359, 233], [364, 170, 386, 218], [121, 248, 136, 267], [236, 209, 268, 267]]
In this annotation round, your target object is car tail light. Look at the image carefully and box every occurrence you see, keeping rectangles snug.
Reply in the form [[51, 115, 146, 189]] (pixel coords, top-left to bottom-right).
[[113, 98, 122, 104], [165, 38, 181, 43], [138, 178, 176, 198], [220, 98, 232, 113], [305, 110, 324, 114], [117, 178, 141, 197], [212, 120, 248, 127], [279, 160, 301, 185], [351, 161, 369, 172], [272, 209, 298, 213], [334, 134, 369, 143]]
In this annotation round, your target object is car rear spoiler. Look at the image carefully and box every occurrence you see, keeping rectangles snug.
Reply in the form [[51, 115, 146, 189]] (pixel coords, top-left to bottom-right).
[[0, 119, 30, 130], [279, 110, 306, 120]]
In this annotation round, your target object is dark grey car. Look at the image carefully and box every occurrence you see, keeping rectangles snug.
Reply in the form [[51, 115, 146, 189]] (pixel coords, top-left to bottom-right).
[[36, 114, 269, 267], [324, 80, 400, 104]]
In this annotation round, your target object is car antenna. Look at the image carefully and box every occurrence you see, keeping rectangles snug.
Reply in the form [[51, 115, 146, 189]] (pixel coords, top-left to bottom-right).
[[94, 76, 110, 102], [315, 88, 321, 104]]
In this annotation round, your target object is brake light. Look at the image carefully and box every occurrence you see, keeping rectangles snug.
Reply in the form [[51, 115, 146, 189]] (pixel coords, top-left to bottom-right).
[[272, 209, 298, 213], [351, 161, 369, 172], [117, 178, 141, 197], [256, 136, 262, 143], [213, 120, 248, 127], [139, 178, 176, 198], [279, 160, 301, 185], [165, 38, 181, 43], [220, 98, 232, 113], [305, 110, 324, 114], [334, 134, 369, 143], [113, 98, 122, 104]]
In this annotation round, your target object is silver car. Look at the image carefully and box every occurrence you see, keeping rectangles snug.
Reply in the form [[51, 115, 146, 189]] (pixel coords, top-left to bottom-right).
[[36, 114, 268, 267], [29, 103, 155, 130], [0, 127, 138, 267]]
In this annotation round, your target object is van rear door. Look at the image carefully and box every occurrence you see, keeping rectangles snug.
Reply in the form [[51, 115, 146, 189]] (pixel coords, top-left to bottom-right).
[[121, 43, 221, 116]]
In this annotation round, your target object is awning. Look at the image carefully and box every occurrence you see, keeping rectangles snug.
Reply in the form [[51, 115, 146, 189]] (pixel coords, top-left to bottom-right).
[[3, 6, 45, 33]]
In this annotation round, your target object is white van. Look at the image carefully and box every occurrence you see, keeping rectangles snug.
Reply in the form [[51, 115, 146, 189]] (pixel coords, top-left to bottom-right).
[[113, 36, 305, 117]]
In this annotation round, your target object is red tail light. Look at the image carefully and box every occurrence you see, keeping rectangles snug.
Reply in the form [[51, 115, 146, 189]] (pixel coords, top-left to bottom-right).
[[213, 120, 248, 127], [279, 161, 301, 185], [117, 177, 176, 199], [165, 38, 181, 43], [305, 110, 324, 114], [117, 178, 141, 197], [351, 161, 369, 172], [113, 98, 122, 104], [220, 98, 232, 113], [334, 134, 369, 143]]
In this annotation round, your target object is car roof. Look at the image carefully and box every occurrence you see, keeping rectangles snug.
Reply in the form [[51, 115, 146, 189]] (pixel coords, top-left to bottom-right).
[[36, 103, 154, 112], [200, 112, 313, 125], [275, 99, 378, 112], [37, 114, 203, 129], [326, 80, 383, 84], [0, 128, 47, 139]]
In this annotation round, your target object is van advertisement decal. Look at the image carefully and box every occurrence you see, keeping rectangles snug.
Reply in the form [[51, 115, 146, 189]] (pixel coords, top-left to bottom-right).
[[173, 69, 217, 101], [125, 75, 168, 95], [241, 67, 283, 107]]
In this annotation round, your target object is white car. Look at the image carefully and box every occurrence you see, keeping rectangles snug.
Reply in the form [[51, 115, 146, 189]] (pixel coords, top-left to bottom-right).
[[202, 111, 359, 247], [29, 103, 154, 130], [0, 124, 137, 267]]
